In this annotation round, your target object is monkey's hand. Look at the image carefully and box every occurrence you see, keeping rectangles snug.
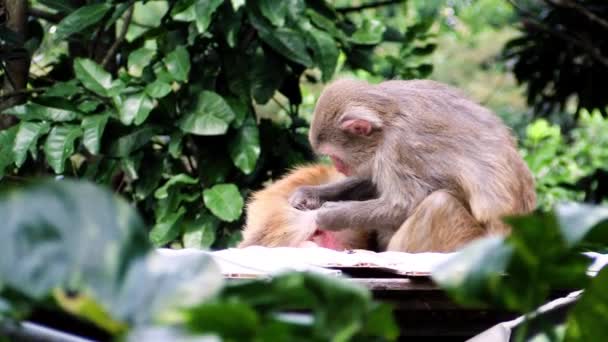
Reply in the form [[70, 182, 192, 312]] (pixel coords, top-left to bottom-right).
[[288, 186, 324, 210]]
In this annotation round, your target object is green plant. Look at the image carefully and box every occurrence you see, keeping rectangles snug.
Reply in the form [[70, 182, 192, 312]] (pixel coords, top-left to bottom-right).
[[521, 109, 608, 210], [0, 178, 398, 341], [432, 202, 608, 341], [0, 0, 435, 249]]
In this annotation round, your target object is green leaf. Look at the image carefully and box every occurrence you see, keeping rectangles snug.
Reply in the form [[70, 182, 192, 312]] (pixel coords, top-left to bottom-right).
[[229, 118, 260, 174], [81, 114, 109, 155], [553, 202, 608, 247], [178, 91, 235, 136], [249, 47, 285, 104], [128, 47, 156, 77], [308, 28, 339, 82], [154, 174, 199, 200], [119, 92, 155, 126], [45, 80, 81, 97], [150, 207, 187, 246], [565, 267, 608, 341], [4, 102, 79, 122], [77, 99, 102, 113], [431, 236, 514, 307], [54, 3, 112, 40], [183, 214, 218, 249], [194, 0, 223, 33], [163, 46, 191, 82], [186, 301, 259, 339], [145, 80, 173, 98], [126, 1, 169, 42], [13, 121, 51, 168], [203, 184, 243, 222], [249, 12, 313, 67], [107, 126, 160, 157], [0, 179, 221, 326], [259, 0, 288, 27], [74, 58, 113, 97], [0, 126, 18, 178], [168, 131, 184, 158], [350, 18, 386, 45], [43, 125, 83, 174], [231, 0, 245, 10]]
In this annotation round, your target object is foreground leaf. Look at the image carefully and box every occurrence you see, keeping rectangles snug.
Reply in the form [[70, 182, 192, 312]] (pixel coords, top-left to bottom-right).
[[43, 125, 83, 174], [203, 184, 243, 222], [0, 180, 222, 328], [55, 3, 112, 40], [13, 121, 51, 167], [565, 267, 608, 341]]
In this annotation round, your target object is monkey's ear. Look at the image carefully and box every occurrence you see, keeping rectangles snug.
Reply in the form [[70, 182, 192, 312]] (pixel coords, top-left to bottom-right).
[[339, 110, 382, 136]]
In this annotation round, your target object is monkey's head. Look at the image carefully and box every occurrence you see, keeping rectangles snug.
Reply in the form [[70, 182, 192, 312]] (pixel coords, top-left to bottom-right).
[[308, 78, 398, 177]]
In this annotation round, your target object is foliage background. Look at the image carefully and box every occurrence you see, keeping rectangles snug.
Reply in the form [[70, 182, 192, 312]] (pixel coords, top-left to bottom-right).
[[2, 0, 608, 249]]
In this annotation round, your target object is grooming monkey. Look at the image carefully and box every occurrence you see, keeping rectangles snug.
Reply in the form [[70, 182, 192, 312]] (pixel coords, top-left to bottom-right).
[[240, 78, 536, 252]]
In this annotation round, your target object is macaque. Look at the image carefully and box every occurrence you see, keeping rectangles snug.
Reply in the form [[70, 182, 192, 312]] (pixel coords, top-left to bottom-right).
[[238, 163, 377, 251], [285, 78, 537, 253]]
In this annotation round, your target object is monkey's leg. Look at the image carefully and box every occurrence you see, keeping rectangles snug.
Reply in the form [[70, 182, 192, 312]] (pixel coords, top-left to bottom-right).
[[386, 191, 486, 253], [289, 177, 376, 210]]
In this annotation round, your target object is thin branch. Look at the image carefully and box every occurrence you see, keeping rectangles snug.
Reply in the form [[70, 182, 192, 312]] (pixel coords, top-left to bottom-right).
[[272, 96, 290, 114], [336, 0, 406, 13], [101, 5, 134, 68], [544, 0, 608, 31], [0, 87, 46, 99], [28, 7, 63, 22], [508, 0, 608, 68]]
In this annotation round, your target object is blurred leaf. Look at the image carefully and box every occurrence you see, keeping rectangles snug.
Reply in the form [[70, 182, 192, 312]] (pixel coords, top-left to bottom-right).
[[119, 92, 155, 126], [13, 121, 51, 168], [203, 184, 243, 222], [351, 18, 386, 45], [74, 58, 113, 97], [43, 125, 83, 174], [186, 301, 259, 339], [54, 289, 126, 334], [229, 118, 260, 174], [163, 46, 191, 82], [565, 267, 608, 341], [178, 91, 235, 136], [55, 3, 112, 40], [150, 207, 187, 246], [432, 236, 513, 308], [0, 180, 222, 326], [38, 0, 76, 12], [78, 100, 102, 113], [81, 114, 109, 155], [0, 126, 18, 178], [145, 80, 173, 98], [128, 48, 156, 77], [4, 102, 79, 122], [183, 214, 218, 249], [554, 202, 608, 248], [107, 126, 160, 157], [411, 43, 437, 56]]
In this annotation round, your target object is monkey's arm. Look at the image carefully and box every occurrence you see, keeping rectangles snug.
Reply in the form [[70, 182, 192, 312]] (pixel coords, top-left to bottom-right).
[[315, 198, 409, 232], [288, 177, 376, 210]]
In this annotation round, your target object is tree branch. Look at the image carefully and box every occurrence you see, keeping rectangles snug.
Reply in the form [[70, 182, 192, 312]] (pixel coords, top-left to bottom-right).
[[101, 5, 134, 68], [544, 0, 608, 32], [336, 0, 406, 14], [28, 7, 63, 22], [0, 87, 46, 100]]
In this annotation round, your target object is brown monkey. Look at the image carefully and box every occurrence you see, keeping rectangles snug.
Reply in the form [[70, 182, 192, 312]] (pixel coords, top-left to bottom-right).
[[288, 78, 536, 253], [238, 163, 376, 250]]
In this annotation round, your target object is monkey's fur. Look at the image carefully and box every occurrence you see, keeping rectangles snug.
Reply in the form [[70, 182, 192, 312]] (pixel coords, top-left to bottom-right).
[[240, 78, 536, 253], [239, 164, 373, 250]]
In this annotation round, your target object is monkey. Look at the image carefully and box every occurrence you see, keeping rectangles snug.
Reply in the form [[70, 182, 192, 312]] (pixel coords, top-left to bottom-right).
[[238, 163, 377, 251], [286, 78, 537, 253]]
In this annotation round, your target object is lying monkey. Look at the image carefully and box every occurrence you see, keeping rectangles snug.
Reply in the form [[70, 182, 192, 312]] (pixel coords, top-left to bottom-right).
[[239, 78, 536, 253]]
